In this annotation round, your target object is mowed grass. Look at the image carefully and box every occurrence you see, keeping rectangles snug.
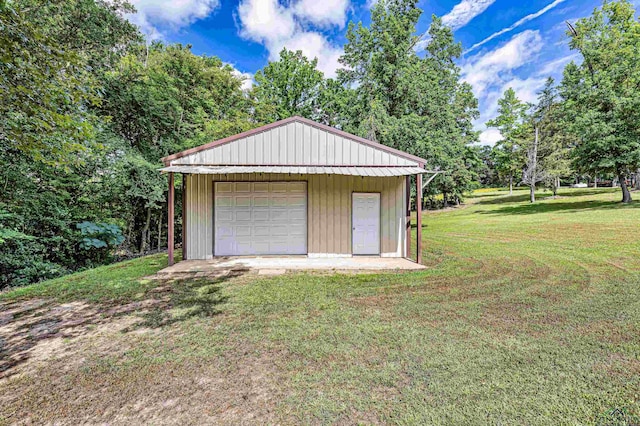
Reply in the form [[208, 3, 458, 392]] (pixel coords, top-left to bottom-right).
[[1, 187, 639, 425]]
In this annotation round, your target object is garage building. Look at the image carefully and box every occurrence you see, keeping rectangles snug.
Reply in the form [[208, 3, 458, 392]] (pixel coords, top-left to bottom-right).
[[161, 116, 431, 265]]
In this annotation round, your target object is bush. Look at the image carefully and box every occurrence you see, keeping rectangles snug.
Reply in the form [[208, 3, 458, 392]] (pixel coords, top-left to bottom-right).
[[76, 221, 125, 264]]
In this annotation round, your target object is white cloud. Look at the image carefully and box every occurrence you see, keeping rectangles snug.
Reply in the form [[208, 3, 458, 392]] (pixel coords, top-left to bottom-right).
[[461, 30, 547, 145], [273, 32, 343, 76], [228, 65, 254, 91], [128, 0, 220, 38], [417, 0, 495, 51], [237, 0, 296, 43], [479, 128, 502, 145], [462, 30, 543, 96], [236, 0, 348, 78], [536, 53, 580, 77], [442, 0, 496, 30], [465, 0, 566, 54], [294, 0, 350, 28]]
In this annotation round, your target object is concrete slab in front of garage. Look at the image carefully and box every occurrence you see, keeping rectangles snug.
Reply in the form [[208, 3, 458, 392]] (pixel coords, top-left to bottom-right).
[[154, 256, 425, 279]]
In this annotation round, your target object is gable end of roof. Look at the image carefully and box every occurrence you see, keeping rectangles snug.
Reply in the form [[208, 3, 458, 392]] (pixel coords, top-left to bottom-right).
[[161, 116, 428, 166]]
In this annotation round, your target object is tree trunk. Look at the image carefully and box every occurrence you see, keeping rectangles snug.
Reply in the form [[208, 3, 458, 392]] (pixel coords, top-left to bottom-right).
[[442, 192, 448, 208], [139, 207, 151, 254], [529, 127, 538, 203], [509, 176, 513, 195], [619, 173, 632, 203], [157, 212, 162, 251], [635, 169, 640, 190], [594, 175, 597, 188]]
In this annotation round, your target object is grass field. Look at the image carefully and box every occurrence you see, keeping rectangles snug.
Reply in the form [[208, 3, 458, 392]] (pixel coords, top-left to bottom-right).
[[1, 187, 639, 425]]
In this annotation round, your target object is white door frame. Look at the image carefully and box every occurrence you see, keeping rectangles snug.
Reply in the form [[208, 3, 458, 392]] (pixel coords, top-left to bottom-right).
[[351, 192, 381, 255]]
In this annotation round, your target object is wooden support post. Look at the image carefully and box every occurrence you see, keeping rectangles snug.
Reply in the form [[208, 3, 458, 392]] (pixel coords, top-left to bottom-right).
[[181, 174, 186, 260], [416, 172, 423, 264], [406, 175, 411, 258], [168, 172, 175, 266]]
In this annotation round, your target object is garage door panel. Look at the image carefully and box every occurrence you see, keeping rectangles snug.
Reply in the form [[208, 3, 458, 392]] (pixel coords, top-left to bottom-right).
[[254, 227, 270, 236], [252, 209, 270, 222], [270, 196, 290, 207], [216, 183, 233, 193], [235, 196, 251, 207], [270, 182, 288, 192], [254, 182, 270, 192], [252, 242, 270, 253], [235, 226, 252, 237], [269, 210, 288, 221], [253, 196, 269, 207], [216, 196, 233, 207], [288, 224, 306, 234], [235, 211, 252, 221], [289, 210, 306, 221], [270, 226, 291, 237], [235, 183, 251, 192], [214, 182, 307, 255], [289, 195, 306, 207], [216, 211, 233, 221], [216, 226, 233, 237]]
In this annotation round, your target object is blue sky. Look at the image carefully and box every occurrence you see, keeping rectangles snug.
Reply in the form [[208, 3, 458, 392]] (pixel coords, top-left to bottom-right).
[[126, 0, 638, 145]]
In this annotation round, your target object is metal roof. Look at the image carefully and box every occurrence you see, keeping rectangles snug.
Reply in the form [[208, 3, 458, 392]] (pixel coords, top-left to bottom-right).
[[160, 165, 433, 177]]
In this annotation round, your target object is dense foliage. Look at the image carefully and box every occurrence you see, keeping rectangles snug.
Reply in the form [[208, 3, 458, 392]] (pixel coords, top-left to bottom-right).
[[485, 0, 640, 203], [1, 0, 638, 287]]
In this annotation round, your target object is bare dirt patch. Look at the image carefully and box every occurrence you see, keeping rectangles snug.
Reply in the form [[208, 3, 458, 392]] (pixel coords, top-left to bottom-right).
[[0, 297, 164, 379], [0, 275, 294, 425], [2, 340, 290, 425]]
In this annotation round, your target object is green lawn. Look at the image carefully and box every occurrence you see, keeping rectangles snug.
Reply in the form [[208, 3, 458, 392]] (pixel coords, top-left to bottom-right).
[[1, 188, 639, 425]]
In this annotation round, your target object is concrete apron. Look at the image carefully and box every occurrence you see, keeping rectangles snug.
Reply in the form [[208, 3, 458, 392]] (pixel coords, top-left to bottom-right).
[[154, 256, 426, 278]]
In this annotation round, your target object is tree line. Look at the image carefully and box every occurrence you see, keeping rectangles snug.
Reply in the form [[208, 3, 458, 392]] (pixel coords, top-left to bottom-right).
[[1, 0, 638, 287], [485, 0, 640, 203]]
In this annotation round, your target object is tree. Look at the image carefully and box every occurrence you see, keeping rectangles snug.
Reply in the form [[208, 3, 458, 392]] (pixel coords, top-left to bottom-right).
[[521, 126, 543, 203], [339, 2, 479, 205], [0, 0, 98, 167], [100, 43, 252, 253], [487, 88, 529, 195], [472, 145, 499, 186], [252, 49, 325, 122], [534, 78, 573, 197], [561, 0, 640, 203]]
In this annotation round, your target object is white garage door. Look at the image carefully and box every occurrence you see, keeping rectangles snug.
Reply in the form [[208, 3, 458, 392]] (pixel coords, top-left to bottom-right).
[[214, 182, 307, 255]]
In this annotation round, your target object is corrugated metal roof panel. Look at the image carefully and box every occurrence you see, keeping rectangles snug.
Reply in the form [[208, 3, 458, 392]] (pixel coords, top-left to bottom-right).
[[159, 165, 431, 176]]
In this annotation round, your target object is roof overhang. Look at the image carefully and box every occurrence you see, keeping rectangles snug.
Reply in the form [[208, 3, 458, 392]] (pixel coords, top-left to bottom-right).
[[159, 165, 435, 177]]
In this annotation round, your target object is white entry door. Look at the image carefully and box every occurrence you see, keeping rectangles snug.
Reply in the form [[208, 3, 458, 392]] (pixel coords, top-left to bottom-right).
[[352, 193, 380, 255], [214, 182, 307, 255]]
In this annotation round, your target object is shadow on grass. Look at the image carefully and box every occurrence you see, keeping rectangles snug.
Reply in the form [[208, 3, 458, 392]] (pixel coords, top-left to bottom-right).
[[474, 188, 619, 206], [0, 267, 248, 379], [479, 199, 640, 215], [129, 272, 243, 329]]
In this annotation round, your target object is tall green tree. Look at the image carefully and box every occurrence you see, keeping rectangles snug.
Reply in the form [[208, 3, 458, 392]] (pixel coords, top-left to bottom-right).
[[100, 43, 252, 253], [1, 0, 143, 286], [561, 0, 640, 203], [252, 49, 325, 122], [486, 88, 529, 195], [534, 78, 573, 197], [339, 1, 479, 205], [0, 0, 99, 167]]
